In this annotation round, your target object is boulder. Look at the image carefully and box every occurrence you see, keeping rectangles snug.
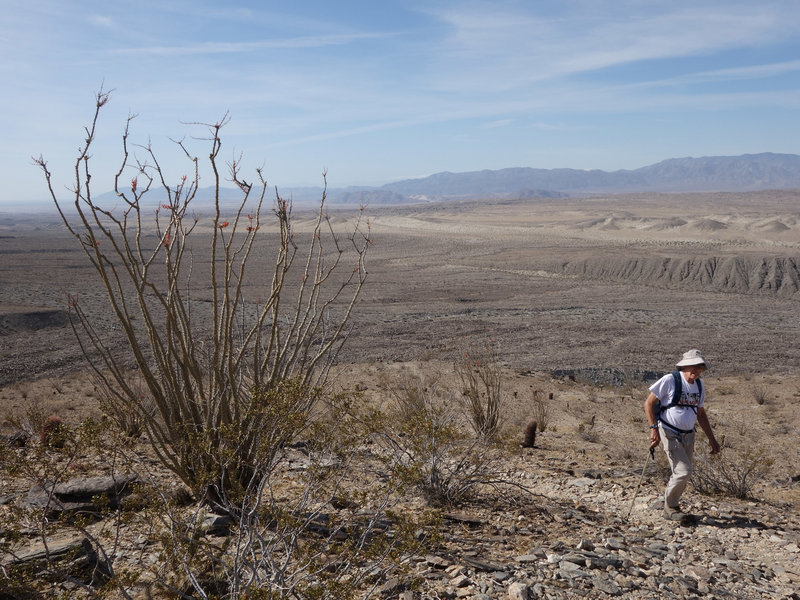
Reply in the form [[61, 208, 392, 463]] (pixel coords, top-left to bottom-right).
[[25, 473, 140, 518]]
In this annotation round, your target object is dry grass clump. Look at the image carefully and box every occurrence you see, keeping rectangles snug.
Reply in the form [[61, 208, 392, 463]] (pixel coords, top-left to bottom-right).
[[751, 383, 770, 405], [529, 389, 552, 433], [692, 445, 774, 499], [374, 373, 511, 507], [454, 341, 504, 441]]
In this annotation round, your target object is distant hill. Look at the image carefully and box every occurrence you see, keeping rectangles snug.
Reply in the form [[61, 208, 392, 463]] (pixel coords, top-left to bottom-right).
[[68, 153, 800, 211], [379, 153, 800, 199]]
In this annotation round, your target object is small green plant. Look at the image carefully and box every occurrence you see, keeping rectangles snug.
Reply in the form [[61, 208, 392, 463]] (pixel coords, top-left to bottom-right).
[[39, 415, 67, 449]]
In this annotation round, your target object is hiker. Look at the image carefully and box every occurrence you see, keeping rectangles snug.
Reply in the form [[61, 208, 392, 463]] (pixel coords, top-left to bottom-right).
[[644, 349, 721, 520]]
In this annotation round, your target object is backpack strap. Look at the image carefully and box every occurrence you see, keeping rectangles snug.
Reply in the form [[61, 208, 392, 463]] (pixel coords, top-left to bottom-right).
[[665, 371, 700, 412], [670, 371, 682, 407], [657, 371, 700, 434]]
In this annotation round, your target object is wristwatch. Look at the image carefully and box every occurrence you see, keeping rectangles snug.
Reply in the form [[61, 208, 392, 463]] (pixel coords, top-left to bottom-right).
[[649, 424, 659, 430]]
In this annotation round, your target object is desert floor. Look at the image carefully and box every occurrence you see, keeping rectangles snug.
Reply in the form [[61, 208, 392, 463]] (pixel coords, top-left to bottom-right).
[[2, 190, 799, 470], [1, 191, 799, 598]]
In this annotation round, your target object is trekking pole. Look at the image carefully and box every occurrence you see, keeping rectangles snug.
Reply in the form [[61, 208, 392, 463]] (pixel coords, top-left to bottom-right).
[[626, 446, 655, 521]]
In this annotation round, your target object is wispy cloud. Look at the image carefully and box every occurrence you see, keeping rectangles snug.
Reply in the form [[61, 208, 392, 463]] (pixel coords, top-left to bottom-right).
[[88, 15, 114, 28], [422, 2, 800, 91], [480, 119, 514, 129], [662, 59, 800, 84], [111, 31, 394, 56]]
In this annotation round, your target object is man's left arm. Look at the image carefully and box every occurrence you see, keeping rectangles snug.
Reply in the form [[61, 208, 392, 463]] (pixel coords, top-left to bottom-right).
[[696, 407, 721, 454]]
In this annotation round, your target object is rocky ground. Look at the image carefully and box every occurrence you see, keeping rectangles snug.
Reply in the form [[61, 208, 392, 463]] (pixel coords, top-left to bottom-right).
[[2, 360, 798, 599], [1, 192, 799, 598]]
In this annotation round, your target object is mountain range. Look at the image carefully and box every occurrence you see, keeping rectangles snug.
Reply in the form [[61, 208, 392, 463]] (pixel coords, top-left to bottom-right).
[[350, 152, 800, 204], [78, 152, 800, 210]]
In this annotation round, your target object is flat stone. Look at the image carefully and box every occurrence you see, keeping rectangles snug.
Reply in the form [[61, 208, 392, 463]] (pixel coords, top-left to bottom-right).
[[559, 560, 582, 572], [444, 513, 484, 525], [461, 555, 507, 572], [426, 554, 452, 569], [3, 534, 111, 586], [567, 477, 597, 488], [592, 575, 623, 596], [202, 513, 232, 536], [605, 537, 627, 550], [25, 473, 140, 517], [51, 474, 139, 498], [587, 556, 624, 570], [376, 577, 406, 595], [516, 554, 540, 563], [686, 565, 712, 583], [2, 534, 86, 566]]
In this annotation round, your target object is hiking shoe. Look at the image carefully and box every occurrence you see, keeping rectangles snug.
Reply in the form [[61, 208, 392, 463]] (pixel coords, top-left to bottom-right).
[[663, 506, 696, 523], [663, 506, 685, 520]]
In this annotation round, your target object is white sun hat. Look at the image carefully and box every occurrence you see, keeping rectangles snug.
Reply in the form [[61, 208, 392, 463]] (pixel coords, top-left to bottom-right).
[[675, 349, 710, 369]]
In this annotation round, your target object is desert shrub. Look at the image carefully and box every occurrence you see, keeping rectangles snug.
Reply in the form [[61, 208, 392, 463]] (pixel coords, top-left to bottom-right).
[[751, 383, 769, 405], [0, 418, 127, 597], [39, 415, 67, 449], [2, 396, 428, 600], [454, 341, 505, 440], [529, 389, 552, 432], [130, 398, 430, 600], [692, 445, 774, 499], [723, 416, 749, 437], [6, 395, 49, 443], [577, 415, 599, 443], [28, 90, 439, 599], [374, 375, 510, 507], [35, 89, 371, 512], [584, 386, 598, 402], [94, 371, 155, 438]]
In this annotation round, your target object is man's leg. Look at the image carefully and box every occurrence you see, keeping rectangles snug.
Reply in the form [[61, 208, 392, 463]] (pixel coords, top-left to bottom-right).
[[660, 426, 695, 510]]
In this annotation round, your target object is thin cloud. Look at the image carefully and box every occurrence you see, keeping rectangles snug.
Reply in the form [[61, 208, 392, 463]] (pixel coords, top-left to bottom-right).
[[423, 2, 800, 91], [111, 31, 395, 56], [88, 15, 115, 28], [672, 60, 800, 84], [480, 119, 514, 129]]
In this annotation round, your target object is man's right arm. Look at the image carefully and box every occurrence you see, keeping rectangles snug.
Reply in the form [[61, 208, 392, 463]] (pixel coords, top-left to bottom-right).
[[644, 392, 661, 448]]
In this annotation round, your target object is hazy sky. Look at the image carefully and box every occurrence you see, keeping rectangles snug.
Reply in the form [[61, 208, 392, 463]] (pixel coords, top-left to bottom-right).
[[3, 0, 800, 205]]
